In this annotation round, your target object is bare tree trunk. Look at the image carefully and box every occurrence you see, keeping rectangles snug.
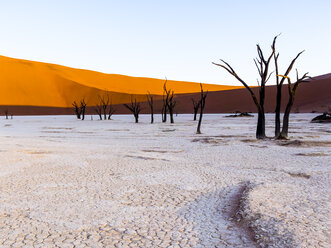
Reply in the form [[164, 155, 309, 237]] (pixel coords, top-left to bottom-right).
[[4, 110, 8, 120], [278, 72, 309, 139], [196, 84, 208, 134], [167, 91, 176, 124], [80, 99, 87, 120], [256, 109, 265, 139], [162, 79, 169, 123], [192, 99, 200, 121], [146, 92, 154, 124]]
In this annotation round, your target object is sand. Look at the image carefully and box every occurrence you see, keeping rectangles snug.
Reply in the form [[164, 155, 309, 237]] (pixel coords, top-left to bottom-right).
[[0, 114, 330, 247]]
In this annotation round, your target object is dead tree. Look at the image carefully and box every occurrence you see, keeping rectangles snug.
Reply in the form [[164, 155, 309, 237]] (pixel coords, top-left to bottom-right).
[[272, 36, 304, 137], [95, 103, 103, 120], [99, 95, 110, 120], [72, 101, 81, 119], [123, 97, 141, 123], [146, 91, 154, 123], [80, 99, 87, 120], [277, 71, 309, 139], [162, 79, 169, 123], [167, 90, 176, 124], [4, 110, 9, 120], [108, 101, 116, 120], [196, 84, 208, 134], [192, 98, 200, 121], [213, 36, 276, 139]]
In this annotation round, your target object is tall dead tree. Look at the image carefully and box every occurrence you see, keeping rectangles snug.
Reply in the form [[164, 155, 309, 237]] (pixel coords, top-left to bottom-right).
[[196, 84, 208, 134], [146, 91, 154, 124], [213, 36, 276, 139], [277, 71, 309, 139], [72, 101, 81, 119], [123, 97, 141, 123], [108, 101, 116, 120], [80, 99, 87, 120], [167, 90, 176, 124], [192, 98, 200, 121], [272, 36, 304, 137], [162, 80, 169, 123]]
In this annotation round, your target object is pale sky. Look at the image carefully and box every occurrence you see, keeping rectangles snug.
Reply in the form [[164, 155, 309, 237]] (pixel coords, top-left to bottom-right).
[[0, 0, 330, 85]]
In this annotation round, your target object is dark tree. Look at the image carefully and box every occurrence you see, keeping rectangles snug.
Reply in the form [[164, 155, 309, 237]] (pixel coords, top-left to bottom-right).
[[213, 36, 276, 139], [162, 80, 169, 123], [72, 101, 82, 119], [277, 71, 309, 139], [99, 95, 110, 120], [108, 101, 116, 120], [272, 36, 304, 137], [192, 98, 200, 121], [80, 99, 87, 120], [146, 91, 154, 123], [95, 103, 103, 120], [4, 110, 9, 120], [123, 97, 141, 123], [167, 91, 176, 124], [196, 84, 208, 134]]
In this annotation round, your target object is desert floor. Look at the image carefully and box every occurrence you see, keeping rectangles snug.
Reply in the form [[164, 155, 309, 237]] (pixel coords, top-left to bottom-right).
[[0, 114, 330, 248]]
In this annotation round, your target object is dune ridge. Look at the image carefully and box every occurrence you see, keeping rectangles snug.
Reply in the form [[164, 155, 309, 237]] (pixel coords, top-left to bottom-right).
[[0, 55, 240, 108]]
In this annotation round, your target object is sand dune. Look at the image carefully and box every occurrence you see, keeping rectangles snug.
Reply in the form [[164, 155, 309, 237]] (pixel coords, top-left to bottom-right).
[[0, 55, 239, 108]]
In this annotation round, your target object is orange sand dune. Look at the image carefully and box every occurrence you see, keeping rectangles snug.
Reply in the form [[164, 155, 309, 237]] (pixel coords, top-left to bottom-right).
[[0, 55, 241, 108]]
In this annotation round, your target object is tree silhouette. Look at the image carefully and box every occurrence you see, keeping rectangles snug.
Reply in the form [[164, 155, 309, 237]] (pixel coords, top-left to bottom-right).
[[196, 84, 208, 134], [123, 97, 141, 123], [213, 36, 277, 139]]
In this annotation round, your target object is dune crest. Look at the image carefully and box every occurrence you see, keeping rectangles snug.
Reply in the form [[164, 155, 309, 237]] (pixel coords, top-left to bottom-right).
[[0, 55, 240, 108]]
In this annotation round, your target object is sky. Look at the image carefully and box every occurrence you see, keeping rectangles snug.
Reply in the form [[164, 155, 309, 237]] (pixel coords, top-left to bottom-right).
[[0, 0, 330, 86]]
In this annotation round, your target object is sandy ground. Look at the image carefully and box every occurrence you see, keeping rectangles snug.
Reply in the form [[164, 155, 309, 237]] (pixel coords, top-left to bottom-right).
[[0, 114, 330, 248]]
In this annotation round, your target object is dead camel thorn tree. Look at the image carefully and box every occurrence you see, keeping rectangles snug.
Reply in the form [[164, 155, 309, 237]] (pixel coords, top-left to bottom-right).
[[94, 103, 103, 120], [167, 90, 176, 124], [213, 36, 277, 139], [99, 95, 110, 120], [72, 101, 82, 119], [72, 99, 87, 120], [272, 35, 305, 138], [162, 81, 176, 123], [277, 71, 309, 139], [123, 96, 141, 123], [192, 98, 200, 121], [80, 99, 87, 120], [162, 79, 169, 123], [4, 110, 9, 120], [146, 91, 154, 124], [196, 83, 208, 134], [107, 101, 116, 120]]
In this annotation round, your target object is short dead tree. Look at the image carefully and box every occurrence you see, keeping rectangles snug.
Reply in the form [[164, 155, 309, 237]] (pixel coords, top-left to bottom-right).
[[196, 84, 208, 134], [192, 98, 200, 121], [80, 99, 87, 120], [146, 91, 154, 123], [277, 71, 309, 139], [72, 101, 82, 119], [4, 110, 9, 120], [99, 95, 110, 120], [123, 97, 141, 123], [167, 91, 176, 124], [162, 80, 169, 123]]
